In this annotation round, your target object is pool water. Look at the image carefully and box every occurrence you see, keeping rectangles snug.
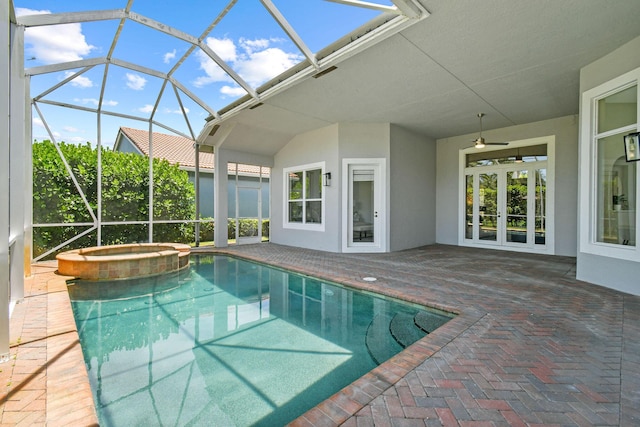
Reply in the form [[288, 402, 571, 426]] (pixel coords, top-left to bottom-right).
[[68, 255, 452, 426]]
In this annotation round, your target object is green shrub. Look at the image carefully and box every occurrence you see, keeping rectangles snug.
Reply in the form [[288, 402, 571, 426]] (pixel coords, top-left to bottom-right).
[[33, 140, 195, 256]]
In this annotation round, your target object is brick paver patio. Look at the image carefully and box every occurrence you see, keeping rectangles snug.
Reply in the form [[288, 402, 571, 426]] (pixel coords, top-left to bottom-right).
[[1, 244, 638, 426]]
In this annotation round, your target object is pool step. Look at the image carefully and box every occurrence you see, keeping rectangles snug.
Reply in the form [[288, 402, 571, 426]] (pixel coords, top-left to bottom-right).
[[365, 313, 403, 365], [365, 310, 452, 365], [389, 312, 427, 348], [414, 311, 450, 333]]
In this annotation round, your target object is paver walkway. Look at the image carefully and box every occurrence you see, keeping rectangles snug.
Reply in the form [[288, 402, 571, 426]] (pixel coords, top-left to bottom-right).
[[0, 244, 638, 426]]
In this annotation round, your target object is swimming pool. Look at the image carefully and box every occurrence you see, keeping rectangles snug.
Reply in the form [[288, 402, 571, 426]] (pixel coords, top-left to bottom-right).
[[68, 254, 452, 426]]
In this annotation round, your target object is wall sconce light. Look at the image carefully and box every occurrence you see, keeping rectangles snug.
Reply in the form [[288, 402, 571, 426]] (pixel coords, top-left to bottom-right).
[[323, 172, 332, 186], [624, 132, 640, 162]]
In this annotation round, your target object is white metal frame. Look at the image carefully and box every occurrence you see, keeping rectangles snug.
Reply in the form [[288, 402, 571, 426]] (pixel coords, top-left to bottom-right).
[[283, 162, 326, 232]]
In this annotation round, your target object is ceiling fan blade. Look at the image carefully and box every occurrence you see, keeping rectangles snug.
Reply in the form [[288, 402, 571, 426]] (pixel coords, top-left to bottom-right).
[[486, 142, 509, 146]]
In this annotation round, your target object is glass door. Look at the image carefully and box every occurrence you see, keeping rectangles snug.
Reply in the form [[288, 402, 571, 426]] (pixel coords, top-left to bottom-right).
[[478, 172, 500, 244], [463, 145, 549, 252], [343, 159, 385, 252], [230, 163, 266, 245]]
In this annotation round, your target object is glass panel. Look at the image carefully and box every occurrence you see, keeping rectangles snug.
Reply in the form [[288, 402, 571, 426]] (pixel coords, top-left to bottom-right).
[[306, 201, 322, 224], [506, 170, 528, 244], [289, 171, 303, 200], [352, 169, 374, 242], [153, 156, 196, 221], [32, 139, 96, 224], [152, 222, 194, 244], [597, 133, 637, 246], [238, 219, 259, 238], [288, 201, 303, 223], [102, 150, 149, 222], [306, 169, 322, 199], [466, 144, 547, 167], [101, 224, 149, 245], [479, 173, 498, 241], [238, 188, 259, 218], [33, 227, 96, 261], [198, 220, 215, 246], [465, 175, 473, 239], [597, 85, 637, 134], [535, 169, 547, 245], [198, 150, 215, 221]]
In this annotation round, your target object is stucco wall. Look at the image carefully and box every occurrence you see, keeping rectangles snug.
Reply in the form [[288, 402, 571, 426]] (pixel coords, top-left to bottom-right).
[[577, 35, 640, 295], [390, 125, 436, 251], [271, 124, 341, 251], [435, 115, 579, 257]]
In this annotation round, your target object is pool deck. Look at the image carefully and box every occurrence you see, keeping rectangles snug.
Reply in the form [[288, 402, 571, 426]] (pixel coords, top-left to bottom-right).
[[1, 243, 639, 426]]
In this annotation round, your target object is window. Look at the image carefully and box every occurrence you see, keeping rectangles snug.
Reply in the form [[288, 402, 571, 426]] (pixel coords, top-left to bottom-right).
[[580, 69, 639, 260], [284, 163, 324, 230]]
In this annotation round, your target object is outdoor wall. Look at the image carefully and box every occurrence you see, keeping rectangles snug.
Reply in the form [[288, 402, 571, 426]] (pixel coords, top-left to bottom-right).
[[389, 125, 436, 251], [435, 115, 579, 257], [577, 35, 640, 295], [271, 124, 340, 252]]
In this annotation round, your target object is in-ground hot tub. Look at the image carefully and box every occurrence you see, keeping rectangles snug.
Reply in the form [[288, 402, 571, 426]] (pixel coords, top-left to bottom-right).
[[56, 243, 191, 280]]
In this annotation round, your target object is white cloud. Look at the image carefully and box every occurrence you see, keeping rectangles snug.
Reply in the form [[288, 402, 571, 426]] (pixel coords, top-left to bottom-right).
[[125, 73, 147, 90], [235, 48, 300, 87], [63, 71, 93, 88], [239, 38, 270, 54], [193, 37, 302, 92], [64, 126, 79, 132], [163, 107, 190, 114], [207, 37, 237, 62], [67, 136, 88, 144], [139, 104, 154, 113], [32, 117, 44, 128], [220, 85, 247, 97], [73, 98, 119, 107], [163, 49, 177, 64], [17, 8, 95, 64]]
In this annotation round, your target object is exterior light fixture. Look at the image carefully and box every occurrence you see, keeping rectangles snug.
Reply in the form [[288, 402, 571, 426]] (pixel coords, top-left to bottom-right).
[[323, 172, 332, 186], [624, 132, 640, 162]]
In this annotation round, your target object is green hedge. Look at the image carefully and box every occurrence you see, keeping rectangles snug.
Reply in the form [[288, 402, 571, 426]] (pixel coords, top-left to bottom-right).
[[33, 141, 269, 256]]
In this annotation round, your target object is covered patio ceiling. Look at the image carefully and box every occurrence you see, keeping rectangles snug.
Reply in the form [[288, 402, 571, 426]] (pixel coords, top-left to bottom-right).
[[203, 0, 640, 155]]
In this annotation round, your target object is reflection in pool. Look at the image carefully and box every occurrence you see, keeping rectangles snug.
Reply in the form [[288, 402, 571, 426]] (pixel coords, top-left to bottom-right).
[[68, 255, 452, 426]]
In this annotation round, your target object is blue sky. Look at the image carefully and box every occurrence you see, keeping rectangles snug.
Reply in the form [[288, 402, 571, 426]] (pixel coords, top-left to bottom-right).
[[15, 0, 386, 147]]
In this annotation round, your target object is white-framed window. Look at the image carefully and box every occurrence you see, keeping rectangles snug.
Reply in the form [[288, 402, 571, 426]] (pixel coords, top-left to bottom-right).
[[283, 162, 325, 230], [580, 67, 639, 261]]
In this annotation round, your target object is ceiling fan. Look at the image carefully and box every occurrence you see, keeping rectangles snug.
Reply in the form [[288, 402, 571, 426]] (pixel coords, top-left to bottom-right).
[[470, 113, 509, 148]]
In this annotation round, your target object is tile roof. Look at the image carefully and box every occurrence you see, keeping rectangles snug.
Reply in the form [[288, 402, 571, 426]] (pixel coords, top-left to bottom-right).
[[118, 127, 213, 170], [117, 127, 269, 177]]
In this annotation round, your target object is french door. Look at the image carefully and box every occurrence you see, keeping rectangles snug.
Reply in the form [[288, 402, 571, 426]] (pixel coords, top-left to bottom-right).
[[464, 164, 548, 250]]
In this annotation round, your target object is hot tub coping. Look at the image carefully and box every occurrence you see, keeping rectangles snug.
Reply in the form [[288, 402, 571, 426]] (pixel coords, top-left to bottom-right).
[[56, 243, 191, 280]]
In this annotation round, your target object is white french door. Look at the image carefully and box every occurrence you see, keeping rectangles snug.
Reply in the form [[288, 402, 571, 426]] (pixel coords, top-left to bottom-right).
[[461, 143, 552, 253]]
